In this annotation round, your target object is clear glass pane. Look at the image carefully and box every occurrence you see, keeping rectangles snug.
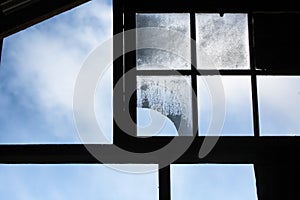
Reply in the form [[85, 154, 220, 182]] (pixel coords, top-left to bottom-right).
[[136, 13, 191, 70], [198, 76, 253, 136], [171, 164, 258, 200], [0, 0, 113, 143], [137, 76, 193, 136], [258, 76, 300, 136], [196, 14, 250, 69], [0, 164, 158, 200]]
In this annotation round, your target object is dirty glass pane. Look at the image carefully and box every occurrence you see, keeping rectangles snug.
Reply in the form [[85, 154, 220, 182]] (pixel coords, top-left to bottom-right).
[[171, 164, 258, 200], [196, 14, 250, 69], [198, 76, 253, 136], [258, 76, 300, 136], [136, 13, 191, 70], [137, 76, 193, 136]]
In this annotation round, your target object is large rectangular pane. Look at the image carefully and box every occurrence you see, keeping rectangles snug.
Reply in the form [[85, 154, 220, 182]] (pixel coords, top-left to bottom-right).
[[171, 164, 258, 200], [0, 164, 158, 200], [196, 14, 250, 69], [258, 76, 300, 136], [136, 13, 191, 70], [198, 76, 253, 136], [137, 76, 193, 136], [0, 0, 113, 144]]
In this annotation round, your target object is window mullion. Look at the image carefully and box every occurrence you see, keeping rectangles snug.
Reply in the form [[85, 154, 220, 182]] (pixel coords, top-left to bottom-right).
[[248, 13, 260, 137], [159, 165, 171, 200], [0, 39, 3, 64], [190, 12, 199, 137]]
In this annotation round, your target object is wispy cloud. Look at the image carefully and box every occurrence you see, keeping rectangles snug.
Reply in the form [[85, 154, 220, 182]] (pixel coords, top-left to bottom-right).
[[0, 0, 112, 143]]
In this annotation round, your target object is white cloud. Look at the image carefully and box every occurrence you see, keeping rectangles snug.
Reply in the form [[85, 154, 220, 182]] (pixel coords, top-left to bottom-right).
[[1, 0, 113, 142], [8, 0, 112, 111]]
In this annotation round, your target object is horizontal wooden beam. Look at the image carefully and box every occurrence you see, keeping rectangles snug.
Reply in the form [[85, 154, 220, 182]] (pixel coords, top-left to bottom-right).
[[0, 137, 299, 164], [0, 0, 90, 38], [124, 0, 300, 12]]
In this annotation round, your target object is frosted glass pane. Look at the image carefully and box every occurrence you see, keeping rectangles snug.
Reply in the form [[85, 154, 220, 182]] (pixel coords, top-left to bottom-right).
[[171, 164, 258, 200], [0, 164, 158, 200], [196, 14, 250, 69], [198, 76, 253, 136], [137, 76, 193, 136], [136, 13, 191, 70], [258, 76, 300, 136]]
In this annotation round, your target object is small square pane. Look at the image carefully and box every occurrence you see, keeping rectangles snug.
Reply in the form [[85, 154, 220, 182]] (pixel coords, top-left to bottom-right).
[[258, 76, 300, 136], [137, 76, 193, 136], [198, 76, 253, 136], [254, 14, 300, 70], [196, 14, 250, 69], [136, 13, 191, 70], [171, 164, 258, 200]]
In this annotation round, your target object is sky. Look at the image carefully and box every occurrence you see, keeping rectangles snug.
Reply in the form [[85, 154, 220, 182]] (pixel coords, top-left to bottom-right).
[[0, 164, 159, 200], [0, 0, 298, 199], [0, 0, 112, 143]]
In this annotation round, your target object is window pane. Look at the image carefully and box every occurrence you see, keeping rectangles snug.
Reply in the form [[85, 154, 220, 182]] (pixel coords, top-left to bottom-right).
[[137, 76, 193, 136], [196, 14, 250, 69], [258, 76, 300, 136], [198, 76, 253, 136], [136, 13, 191, 70], [254, 13, 300, 71], [0, 0, 113, 143], [171, 164, 258, 200], [0, 164, 158, 200]]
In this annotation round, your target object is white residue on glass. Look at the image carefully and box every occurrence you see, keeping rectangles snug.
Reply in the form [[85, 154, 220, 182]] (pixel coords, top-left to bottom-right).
[[196, 14, 250, 69], [136, 13, 191, 70], [137, 76, 193, 135]]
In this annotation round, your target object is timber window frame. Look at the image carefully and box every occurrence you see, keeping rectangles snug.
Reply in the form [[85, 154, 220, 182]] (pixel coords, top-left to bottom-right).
[[0, 0, 300, 200]]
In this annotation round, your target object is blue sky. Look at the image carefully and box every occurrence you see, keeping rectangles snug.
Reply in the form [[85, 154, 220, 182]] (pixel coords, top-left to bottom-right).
[[0, 164, 159, 200], [1, 0, 299, 142], [0, 0, 112, 143], [172, 164, 257, 200], [0, 0, 298, 199]]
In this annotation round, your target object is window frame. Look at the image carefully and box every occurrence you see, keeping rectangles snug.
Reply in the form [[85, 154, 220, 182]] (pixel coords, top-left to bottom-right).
[[113, 0, 300, 199], [1, 0, 300, 200]]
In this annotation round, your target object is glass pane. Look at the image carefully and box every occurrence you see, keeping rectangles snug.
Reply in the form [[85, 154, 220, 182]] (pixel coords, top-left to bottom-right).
[[196, 14, 250, 69], [254, 14, 300, 70], [258, 76, 300, 136], [198, 76, 253, 136], [171, 164, 258, 200], [0, 164, 158, 200], [136, 13, 191, 70], [137, 76, 193, 136], [0, 0, 113, 143]]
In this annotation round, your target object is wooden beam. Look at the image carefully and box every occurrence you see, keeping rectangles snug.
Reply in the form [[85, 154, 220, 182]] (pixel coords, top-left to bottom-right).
[[124, 0, 300, 12], [0, 137, 300, 164], [0, 0, 90, 38]]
